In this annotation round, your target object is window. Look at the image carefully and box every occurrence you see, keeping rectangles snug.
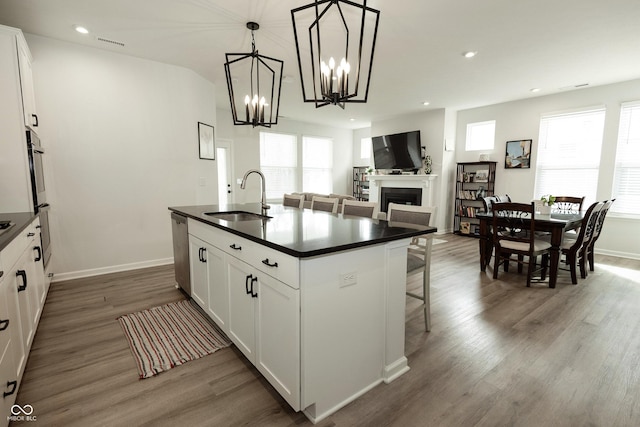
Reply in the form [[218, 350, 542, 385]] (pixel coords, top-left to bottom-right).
[[534, 108, 605, 206], [302, 136, 333, 194], [260, 132, 297, 200], [360, 137, 372, 160], [465, 120, 495, 151], [612, 101, 640, 215]]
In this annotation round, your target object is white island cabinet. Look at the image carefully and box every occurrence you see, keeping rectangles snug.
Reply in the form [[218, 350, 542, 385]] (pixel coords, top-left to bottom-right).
[[175, 203, 435, 424]]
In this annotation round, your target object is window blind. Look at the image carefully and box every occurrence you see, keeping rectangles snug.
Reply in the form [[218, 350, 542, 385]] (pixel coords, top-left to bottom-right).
[[260, 132, 297, 200], [612, 101, 640, 215], [302, 136, 333, 194], [534, 108, 605, 207]]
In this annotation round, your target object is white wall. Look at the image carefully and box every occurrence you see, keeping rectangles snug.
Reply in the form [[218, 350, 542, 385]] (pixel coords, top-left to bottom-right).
[[216, 108, 354, 203], [352, 127, 372, 168], [27, 35, 218, 280], [455, 79, 640, 259]]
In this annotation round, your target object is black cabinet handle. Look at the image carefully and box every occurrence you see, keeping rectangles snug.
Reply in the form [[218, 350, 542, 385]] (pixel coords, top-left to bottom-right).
[[251, 277, 258, 298], [229, 244, 242, 251], [198, 247, 207, 263], [16, 270, 27, 292], [0, 319, 9, 331], [3, 381, 17, 398], [262, 258, 278, 268], [34, 246, 42, 262], [27, 232, 35, 237], [32, 114, 39, 127], [245, 274, 253, 295]]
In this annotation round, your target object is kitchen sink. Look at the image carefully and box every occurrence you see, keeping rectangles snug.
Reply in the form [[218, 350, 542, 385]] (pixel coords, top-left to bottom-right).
[[204, 211, 272, 221]]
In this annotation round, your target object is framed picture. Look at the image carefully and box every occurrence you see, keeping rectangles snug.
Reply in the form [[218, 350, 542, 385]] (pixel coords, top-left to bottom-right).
[[505, 139, 532, 169], [475, 169, 489, 182], [198, 122, 215, 160]]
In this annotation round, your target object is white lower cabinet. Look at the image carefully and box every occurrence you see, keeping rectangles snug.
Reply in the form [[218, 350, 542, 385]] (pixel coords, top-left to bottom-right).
[[189, 222, 300, 411], [189, 236, 228, 331], [0, 217, 47, 427]]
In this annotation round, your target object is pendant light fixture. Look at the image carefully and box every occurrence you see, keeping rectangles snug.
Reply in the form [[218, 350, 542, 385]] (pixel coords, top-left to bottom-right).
[[291, 0, 380, 109], [224, 22, 284, 127]]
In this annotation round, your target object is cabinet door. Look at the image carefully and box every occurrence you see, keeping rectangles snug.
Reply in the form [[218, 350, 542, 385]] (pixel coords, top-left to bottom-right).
[[17, 38, 37, 129], [14, 255, 34, 357], [205, 244, 228, 333], [188, 236, 208, 310], [27, 243, 45, 328], [255, 275, 300, 411], [0, 278, 19, 422], [226, 256, 256, 363]]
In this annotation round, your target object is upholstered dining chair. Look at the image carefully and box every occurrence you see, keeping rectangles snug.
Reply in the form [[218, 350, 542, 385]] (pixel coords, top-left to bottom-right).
[[282, 193, 304, 209], [311, 196, 339, 213], [553, 196, 585, 213], [387, 203, 437, 332], [492, 202, 551, 287], [558, 201, 604, 284], [341, 199, 378, 219], [586, 199, 615, 273]]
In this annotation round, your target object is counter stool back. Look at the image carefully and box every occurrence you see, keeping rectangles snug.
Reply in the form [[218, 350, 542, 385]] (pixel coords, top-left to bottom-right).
[[387, 203, 437, 332], [311, 196, 339, 213]]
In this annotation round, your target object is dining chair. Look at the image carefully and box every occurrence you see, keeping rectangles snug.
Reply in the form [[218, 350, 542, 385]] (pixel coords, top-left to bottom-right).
[[585, 199, 615, 273], [492, 202, 551, 287], [310, 196, 339, 213], [387, 203, 437, 332], [341, 199, 378, 218], [553, 196, 585, 213], [282, 193, 304, 209], [558, 201, 604, 284]]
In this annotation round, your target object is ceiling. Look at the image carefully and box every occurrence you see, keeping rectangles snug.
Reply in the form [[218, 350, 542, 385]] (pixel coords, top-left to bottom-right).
[[1, 0, 639, 129]]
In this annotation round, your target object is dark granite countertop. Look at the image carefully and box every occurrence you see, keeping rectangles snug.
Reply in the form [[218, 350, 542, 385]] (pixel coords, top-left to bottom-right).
[[0, 212, 38, 253], [169, 203, 437, 258]]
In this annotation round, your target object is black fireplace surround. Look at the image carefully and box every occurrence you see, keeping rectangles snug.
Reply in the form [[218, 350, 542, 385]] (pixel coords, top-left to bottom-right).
[[380, 187, 422, 213]]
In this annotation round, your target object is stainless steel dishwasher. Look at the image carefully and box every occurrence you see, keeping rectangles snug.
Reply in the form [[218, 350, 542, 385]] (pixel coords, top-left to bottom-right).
[[170, 212, 191, 295]]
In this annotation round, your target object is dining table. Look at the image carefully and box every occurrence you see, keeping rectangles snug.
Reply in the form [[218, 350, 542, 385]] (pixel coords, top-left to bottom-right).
[[477, 211, 585, 288]]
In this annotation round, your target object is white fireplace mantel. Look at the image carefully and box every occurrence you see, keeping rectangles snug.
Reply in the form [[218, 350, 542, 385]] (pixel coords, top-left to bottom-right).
[[368, 174, 438, 208]]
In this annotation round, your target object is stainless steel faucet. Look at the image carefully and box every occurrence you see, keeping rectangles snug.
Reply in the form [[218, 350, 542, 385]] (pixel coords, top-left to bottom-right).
[[240, 169, 270, 212]]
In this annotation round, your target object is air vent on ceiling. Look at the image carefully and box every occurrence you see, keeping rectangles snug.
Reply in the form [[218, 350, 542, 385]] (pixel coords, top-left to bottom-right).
[[96, 37, 125, 47]]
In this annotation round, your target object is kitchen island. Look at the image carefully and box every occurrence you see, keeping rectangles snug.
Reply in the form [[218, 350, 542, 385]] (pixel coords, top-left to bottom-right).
[[168, 203, 436, 423]]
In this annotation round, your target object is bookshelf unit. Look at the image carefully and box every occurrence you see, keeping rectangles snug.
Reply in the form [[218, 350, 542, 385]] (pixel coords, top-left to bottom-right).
[[454, 161, 497, 237], [352, 166, 370, 201]]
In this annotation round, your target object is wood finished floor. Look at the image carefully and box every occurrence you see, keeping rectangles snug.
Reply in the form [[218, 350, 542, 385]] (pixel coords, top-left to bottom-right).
[[13, 234, 640, 427]]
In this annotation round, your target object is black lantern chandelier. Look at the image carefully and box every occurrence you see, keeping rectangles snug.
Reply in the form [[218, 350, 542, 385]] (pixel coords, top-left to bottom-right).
[[291, 0, 380, 109], [224, 22, 284, 127]]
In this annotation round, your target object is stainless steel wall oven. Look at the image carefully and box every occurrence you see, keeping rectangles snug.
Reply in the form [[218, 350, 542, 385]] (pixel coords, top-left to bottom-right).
[[26, 128, 51, 268]]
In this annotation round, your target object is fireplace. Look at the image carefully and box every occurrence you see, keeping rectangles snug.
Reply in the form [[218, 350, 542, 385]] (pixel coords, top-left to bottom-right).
[[380, 187, 422, 213]]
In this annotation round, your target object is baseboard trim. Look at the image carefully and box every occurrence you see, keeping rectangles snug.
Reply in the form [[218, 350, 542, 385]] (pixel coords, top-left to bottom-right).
[[51, 258, 174, 282], [595, 248, 640, 261]]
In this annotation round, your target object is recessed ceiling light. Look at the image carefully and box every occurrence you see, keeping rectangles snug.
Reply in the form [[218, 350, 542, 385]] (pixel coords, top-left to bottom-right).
[[530, 88, 541, 93], [463, 51, 477, 59], [74, 25, 89, 34], [422, 101, 430, 106], [349, 118, 356, 122]]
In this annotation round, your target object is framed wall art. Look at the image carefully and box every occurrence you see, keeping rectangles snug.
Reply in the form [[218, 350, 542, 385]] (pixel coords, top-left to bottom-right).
[[198, 122, 215, 160], [505, 139, 532, 169]]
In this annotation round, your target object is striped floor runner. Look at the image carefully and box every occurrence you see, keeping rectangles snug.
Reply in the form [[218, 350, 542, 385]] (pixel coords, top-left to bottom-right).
[[117, 299, 231, 379]]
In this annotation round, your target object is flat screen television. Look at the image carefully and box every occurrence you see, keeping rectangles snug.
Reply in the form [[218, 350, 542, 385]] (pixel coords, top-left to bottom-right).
[[371, 130, 422, 171]]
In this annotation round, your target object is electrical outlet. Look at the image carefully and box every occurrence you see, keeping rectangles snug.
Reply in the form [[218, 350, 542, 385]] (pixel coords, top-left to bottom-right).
[[340, 272, 357, 287]]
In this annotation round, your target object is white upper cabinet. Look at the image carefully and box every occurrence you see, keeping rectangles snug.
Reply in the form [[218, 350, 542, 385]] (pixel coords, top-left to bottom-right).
[[16, 36, 38, 129]]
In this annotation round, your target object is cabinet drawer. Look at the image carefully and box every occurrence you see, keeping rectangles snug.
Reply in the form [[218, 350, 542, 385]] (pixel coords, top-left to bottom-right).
[[247, 245, 299, 289], [2, 219, 38, 271], [188, 218, 299, 288], [188, 219, 253, 260]]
